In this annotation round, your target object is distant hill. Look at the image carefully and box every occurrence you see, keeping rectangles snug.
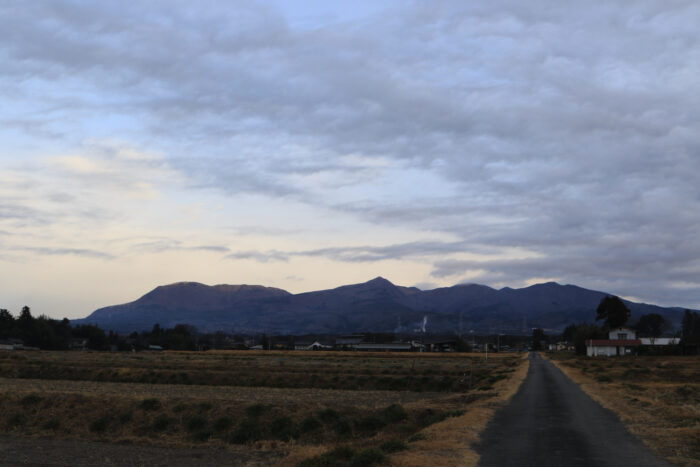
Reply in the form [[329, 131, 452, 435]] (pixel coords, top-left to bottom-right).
[[75, 277, 691, 334]]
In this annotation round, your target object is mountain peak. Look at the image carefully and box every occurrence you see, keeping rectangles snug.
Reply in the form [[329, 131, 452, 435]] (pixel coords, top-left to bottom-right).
[[366, 276, 393, 286]]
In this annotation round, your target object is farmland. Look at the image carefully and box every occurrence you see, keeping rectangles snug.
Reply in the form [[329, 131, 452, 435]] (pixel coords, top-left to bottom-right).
[[548, 354, 700, 467], [0, 350, 528, 466]]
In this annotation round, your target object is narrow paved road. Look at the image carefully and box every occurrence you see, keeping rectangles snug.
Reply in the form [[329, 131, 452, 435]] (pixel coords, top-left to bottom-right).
[[477, 353, 671, 467]]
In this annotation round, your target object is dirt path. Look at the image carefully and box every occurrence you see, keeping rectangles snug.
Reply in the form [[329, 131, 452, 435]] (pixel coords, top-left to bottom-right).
[[0, 435, 282, 467], [476, 353, 672, 467]]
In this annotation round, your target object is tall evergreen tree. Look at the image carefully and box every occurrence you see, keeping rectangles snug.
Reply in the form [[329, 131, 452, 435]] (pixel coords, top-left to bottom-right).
[[595, 296, 630, 329]]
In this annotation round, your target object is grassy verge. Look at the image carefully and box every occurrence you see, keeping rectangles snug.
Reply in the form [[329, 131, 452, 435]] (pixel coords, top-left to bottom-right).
[[546, 353, 700, 467]]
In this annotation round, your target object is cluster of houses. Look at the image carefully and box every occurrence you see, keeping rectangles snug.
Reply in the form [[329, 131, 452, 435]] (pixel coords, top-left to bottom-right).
[[266, 336, 459, 352], [0, 339, 37, 351], [0, 335, 461, 352]]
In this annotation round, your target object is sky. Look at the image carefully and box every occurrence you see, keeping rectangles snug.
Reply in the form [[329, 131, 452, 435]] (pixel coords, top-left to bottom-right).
[[1, 0, 699, 319]]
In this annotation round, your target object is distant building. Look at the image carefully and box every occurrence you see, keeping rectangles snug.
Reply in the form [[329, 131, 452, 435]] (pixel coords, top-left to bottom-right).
[[294, 341, 333, 351], [70, 339, 88, 350], [423, 337, 458, 352], [548, 342, 573, 351], [639, 337, 680, 346], [586, 328, 641, 356], [354, 342, 414, 352], [334, 336, 364, 349], [0, 339, 24, 350]]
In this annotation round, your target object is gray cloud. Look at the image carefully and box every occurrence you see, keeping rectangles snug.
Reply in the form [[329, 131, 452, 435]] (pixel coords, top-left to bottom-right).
[[131, 239, 230, 254], [17, 246, 115, 260], [226, 240, 479, 264], [1, 1, 699, 307], [225, 250, 290, 263]]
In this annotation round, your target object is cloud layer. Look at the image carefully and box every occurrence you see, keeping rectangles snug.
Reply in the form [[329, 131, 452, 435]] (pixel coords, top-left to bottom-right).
[[0, 0, 699, 317]]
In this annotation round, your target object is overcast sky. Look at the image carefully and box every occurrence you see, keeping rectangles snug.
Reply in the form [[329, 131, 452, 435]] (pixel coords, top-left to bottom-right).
[[1, 0, 699, 319]]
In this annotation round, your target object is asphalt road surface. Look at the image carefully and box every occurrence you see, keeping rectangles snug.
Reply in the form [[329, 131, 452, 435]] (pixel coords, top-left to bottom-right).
[[477, 353, 672, 467]]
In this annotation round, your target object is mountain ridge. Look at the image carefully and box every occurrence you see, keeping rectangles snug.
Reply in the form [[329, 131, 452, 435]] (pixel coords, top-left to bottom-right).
[[76, 278, 692, 334]]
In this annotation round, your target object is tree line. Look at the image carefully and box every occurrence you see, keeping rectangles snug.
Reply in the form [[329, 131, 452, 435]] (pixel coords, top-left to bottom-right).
[[0, 307, 203, 350]]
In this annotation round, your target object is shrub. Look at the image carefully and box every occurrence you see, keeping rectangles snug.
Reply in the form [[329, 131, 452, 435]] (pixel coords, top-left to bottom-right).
[[299, 416, 322, 434], [191, 430, 212, 442], [270, 416, 295, 441], [7, 413, 25, 428], [246, 403, 266, 418], [317, 408, 340, 423], [186, 416, 208, 433], [379, 440, 408, 453], [118, 411, 133, 424], [333, 418, 352, 437], [381, 404, 408, 423], [355, 416, 386, 432], [20, 394, 42, 406], [151, 415, 171, 432], [676, 385, 697, 399], [213, 416, 233, 432], [297, 446, 355, 467], [89, 417, 110, 433], [229, 419, 260, 444], [596, 375, 612, 383], [139, 398, 161, 411], [350, 449, 386, 467], [198, 402, 213, 411], [43, 419, 60, 430], [407, 433, 426, 443]]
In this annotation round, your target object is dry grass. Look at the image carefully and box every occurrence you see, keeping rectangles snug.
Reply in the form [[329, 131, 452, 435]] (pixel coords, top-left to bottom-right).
[[547, 353, 700, 467], [0, 350, 518, 392], [0, 350, 529, 466]]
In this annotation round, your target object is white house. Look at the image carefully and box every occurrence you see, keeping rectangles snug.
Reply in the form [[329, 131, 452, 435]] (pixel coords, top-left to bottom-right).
[[586, 328, 641, 357]]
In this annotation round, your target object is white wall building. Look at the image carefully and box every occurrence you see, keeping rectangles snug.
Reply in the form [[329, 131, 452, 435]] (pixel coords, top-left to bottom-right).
[[586, 328, 641, 357]]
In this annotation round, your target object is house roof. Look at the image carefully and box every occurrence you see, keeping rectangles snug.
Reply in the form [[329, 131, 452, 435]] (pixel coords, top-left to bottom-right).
[[587, 339, 642, 346]]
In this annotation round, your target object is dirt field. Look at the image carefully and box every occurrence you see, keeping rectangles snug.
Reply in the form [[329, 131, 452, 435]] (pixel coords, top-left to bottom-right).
[[548, 353, 700, 467], [0, 350, 529, 466]]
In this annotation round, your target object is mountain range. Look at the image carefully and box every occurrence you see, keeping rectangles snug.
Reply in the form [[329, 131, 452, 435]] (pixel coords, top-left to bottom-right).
[[75, 277, 691, 335]]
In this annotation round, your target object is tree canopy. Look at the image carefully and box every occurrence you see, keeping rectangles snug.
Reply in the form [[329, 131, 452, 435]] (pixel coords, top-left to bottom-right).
[[634, 313, 668, 339], [595, 296, 631, 329]]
